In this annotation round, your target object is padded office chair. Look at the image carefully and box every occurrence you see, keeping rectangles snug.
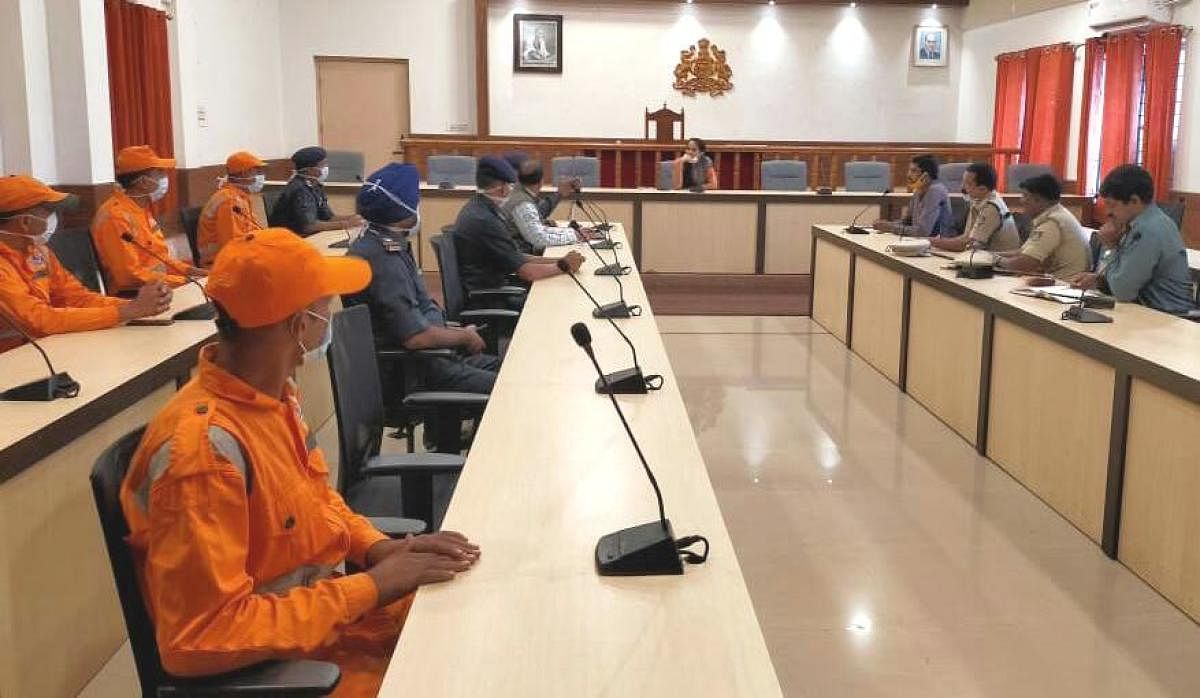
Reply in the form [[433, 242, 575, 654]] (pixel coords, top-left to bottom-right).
[[657, 161, 674, 191], [938, 162, 970, 190], [1089, 230, 1104, 271], [426, 156, 478, 187], [179, 205, 203, 265], [48, 225, 105, 293], [949, 196, 969, 236], [430, 228, 522, 355], [1012, 211, 1033, 243], [325, 150, 365, 183], [1158, 200, 1185, 230], [844, 161, 892, 192], [90, 427, 342, 697], [262, 189, 283, 222], [328, 306, 471, 531], [1005, 163, 1053, 192], [760, 160, 809, 191], [551, 157, 600, 188]]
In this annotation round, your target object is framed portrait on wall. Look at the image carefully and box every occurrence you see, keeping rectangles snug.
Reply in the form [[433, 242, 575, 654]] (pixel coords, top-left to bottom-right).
[[913, 25, 949, 67], [514, 14, 563, 73]]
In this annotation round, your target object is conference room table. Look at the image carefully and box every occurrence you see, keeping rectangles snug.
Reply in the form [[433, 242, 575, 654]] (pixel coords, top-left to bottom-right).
[[375, 224, 782, 696], [268, 180, 1090, 278], [810, 224, 1200, 625]]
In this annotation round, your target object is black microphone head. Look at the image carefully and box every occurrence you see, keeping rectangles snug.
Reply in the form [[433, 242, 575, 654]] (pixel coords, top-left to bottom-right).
[[556, 258, 571, 273], [570, 322, 592, 347], [120, 232, 135, 243]]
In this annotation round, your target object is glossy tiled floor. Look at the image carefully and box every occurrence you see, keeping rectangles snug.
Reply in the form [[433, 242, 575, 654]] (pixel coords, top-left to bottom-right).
[[81, 316, 1200, 697], [658, 315, 1200, 697]]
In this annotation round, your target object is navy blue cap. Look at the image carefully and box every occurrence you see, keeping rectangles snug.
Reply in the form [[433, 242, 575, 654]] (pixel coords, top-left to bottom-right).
[[357, 163, 420, 224], [291, 146, 327, 169], [477, 155, 517, 184]]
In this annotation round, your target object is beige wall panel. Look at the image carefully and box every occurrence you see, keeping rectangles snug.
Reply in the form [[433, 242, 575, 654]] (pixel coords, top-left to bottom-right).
[[0, 383, 176, 698], [551, 199, 636, 254], [640, 201, 757, 273], [764, 203, 866, 274], [418, 194, 473, 272], [1120, 379, 1200, 622], [849, 257, 905, 384], [811, 238, 851, 341], [987, 319, 1114, 542], [905, 282, 983, 443]]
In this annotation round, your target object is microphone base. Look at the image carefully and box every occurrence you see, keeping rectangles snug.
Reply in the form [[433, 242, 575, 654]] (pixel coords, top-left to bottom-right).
[[956, 266, 994, 280], [594, 264, 630, 276], [592, 301, 632, 319], [589, 239, 619, 250], [845, 225, 871, 235], [172, 302, 218, 321], [1, 372, 76, 402], [595, 367, 648, 395], [1063, 306, 1113, 324], [596, 519, 683, 576]]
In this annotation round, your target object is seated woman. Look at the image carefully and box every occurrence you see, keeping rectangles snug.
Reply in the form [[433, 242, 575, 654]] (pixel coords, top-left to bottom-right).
[[672, 138, 719, 191]]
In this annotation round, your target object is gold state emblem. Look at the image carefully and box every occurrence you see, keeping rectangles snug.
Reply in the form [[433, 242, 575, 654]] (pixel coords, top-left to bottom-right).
[[673, 38, 733, 97]]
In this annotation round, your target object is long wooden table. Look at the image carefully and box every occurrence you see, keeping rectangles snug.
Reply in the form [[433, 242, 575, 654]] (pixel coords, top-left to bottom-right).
[[378, 225, 781, 696], [811, 224, 1200, 625]]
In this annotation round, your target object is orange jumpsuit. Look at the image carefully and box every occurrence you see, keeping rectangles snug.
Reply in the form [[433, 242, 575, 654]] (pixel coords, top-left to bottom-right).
[[121, 345, 412, 697], [0, 242, 123, 351], [91, 189, 191, 293], [197, 184, 262, 266]]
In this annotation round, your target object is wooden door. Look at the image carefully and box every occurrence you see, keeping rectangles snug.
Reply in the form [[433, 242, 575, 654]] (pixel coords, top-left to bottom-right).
[[315, 57, 410, 174]]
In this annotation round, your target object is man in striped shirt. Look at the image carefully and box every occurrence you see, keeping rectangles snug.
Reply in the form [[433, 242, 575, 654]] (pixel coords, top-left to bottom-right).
[[502, 159, 601, 254]]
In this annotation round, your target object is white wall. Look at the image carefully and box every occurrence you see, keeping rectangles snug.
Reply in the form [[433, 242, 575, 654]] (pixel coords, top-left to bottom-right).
[[170, 0, 287, 167], [47, 0, 114, 183], [488, 1, 963, 141], [1169, 0, 1200, 191], [0, 0, 58, 181], [277, 0, 476, 152]]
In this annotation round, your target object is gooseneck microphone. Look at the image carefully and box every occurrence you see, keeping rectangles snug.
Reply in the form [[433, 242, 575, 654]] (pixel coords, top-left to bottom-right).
[[578, 241, 639, 319], [557, 260, 661, 394], [119, 232, 216, 321], [846, 188, 892, 235], [570, 322, 706, 576], [572, 191, 619, 250], [0, 308, 80, 401]]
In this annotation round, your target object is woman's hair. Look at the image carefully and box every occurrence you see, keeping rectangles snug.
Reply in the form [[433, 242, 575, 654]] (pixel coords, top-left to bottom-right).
[[688, 138, 708, 155]]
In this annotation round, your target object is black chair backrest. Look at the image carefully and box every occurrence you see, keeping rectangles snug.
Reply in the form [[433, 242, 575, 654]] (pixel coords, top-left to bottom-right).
[[262, 190, 283, 222], [1012, 211, 1033, 243], [179, 205, 202, 265], [48, 225, 104, 293], [430, 228, 466, 321], [949, 197, 968, 236], [1090, 230, 1104, 271], [1158, 200, 1185, 230], [89, 426, 167, 697], [328, 305, 385, 491]]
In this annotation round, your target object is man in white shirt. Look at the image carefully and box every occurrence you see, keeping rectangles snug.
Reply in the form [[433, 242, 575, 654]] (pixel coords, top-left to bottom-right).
[[501, 159, 601, 254]]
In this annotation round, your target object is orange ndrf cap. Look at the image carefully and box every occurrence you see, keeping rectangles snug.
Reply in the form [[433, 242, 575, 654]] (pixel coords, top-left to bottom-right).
[[0, 175, 75, 216], [206, 228, 370, 329], [226, 150, 267, 174], [115, 145, 176, 175]]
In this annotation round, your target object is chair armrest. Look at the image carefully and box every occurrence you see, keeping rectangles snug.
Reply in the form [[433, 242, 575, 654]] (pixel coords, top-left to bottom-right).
[[363, 452, 466, 476], [377, 347, 456, 361], [458, 309, 520, 322], [467, 287, 526, 298], [167, 659, 340, 696], [402, 391, 490, 409], [369, 516, 428, 537]]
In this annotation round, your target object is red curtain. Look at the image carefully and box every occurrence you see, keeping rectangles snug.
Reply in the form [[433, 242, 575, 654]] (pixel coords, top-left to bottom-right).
[[1098, 32, 1146, 184], [1076, 38, 1105, 193], [1022, 43, 1075, 180], [1142, 26, 1184, 195], [103, 0, 176, 210], [992, 52, 1027, 190]]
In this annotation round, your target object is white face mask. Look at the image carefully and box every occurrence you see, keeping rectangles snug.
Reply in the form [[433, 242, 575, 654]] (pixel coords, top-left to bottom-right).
[[296, 309, 332, 364], [318, 165, 330, 183], [387, 211, 421, 239], [147, 175, 170, 202], [0, 211, 58, 247], [233, 173, 266, 193]]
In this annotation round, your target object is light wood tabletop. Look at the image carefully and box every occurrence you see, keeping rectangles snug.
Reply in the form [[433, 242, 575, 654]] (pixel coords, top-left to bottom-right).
[[378, 225, 782, 697]]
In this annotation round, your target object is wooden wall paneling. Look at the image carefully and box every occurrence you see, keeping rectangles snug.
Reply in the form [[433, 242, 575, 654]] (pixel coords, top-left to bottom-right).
[[1119, 379, 1200, 622], [904, 281, 985, 443], [849, 256, 905, 384], [640, 201, 757, 272], [420, 194, 474, 272], [763, 202, 865, 274], [986, 318, 1115, 543], [810, 237, 851, 340]]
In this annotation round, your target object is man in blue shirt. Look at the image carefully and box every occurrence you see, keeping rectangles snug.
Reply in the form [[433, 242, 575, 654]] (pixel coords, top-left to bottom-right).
[[345, 163, 499, 401], [873, 155, 954, 237], [1071, 165, 1195, 315]]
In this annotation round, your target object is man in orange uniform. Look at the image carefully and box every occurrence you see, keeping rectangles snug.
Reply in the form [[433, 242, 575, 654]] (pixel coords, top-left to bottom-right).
[[91, 145, 207, 294], [120, 227, 479, 697], [196, 150, 266, 266], [0, 175, 172, 351]]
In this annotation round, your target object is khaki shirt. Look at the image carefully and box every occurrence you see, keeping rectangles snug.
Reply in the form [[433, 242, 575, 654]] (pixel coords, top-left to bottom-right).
[[964, 192, 1020, 251], [1021, 203, 1091, 279]]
